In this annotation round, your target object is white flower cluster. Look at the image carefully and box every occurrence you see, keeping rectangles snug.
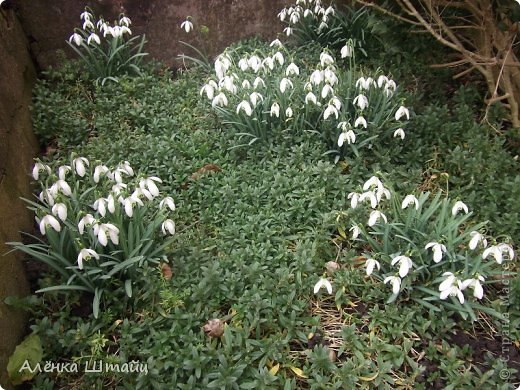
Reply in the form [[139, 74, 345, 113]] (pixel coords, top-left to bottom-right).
[[32, 157, 176, 270], [278, 0, 335, 35], [346, 176, 515, 303], [69, 9, 132, 47]]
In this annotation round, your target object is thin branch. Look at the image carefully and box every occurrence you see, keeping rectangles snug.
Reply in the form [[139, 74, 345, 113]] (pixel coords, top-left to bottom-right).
[[353, 0, 422, 26], [430, 59, 469, 68]]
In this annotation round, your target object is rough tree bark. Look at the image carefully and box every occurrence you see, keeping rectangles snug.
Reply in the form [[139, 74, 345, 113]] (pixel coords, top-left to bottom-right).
[[355, 0, 520, 128]]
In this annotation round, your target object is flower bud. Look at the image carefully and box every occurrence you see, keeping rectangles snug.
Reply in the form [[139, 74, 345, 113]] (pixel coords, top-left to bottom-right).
[[325, 261, 340, 275], [203, 319, 224, 338]]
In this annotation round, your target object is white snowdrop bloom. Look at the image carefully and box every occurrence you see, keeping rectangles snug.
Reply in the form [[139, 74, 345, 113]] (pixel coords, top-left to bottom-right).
[[393, 128, 406, 139], [365, 258, 380, 276], [375, 187, 391, 202], [280, 78, 293, 93], [238, 58, 249, 71], [236, 100, 253, 116], [368, 210, 387, 226], [78, 214, 95, 234], [337, 130, 355, 146], [354, 116, 367, 128], [323, 104, 338, 120], [341, 42, 353, 58], [285, 107, 293, 118], [51, 203, 68, 222], [363, 176, 384, 192], [384, 276, 401, 295], [253, 77, 265, 89], [139, 177, 162, 198], [160, 196, 176, 211], [321, 84, 333, 99], [284, 27, 293, 36], [347, 192, 360, 209], [181, 19, 193, 33], [242, 79, 251, 89], [377, 75, 389, 88], [320, 52, 334, 67], [498, 243, 515, 261], [304, 9, 313, 17], [324, 68, 338, 85], [290, 11, 300, 24], [122, 196, 142, 218], [50, 180, 72, 197], [119, 161, 134, 177], [318, 21, 328, 31], [212, 92, 228, 107], [358, 191, 377, 208], [401, 194, 419, 210], [324, 5, 335, 16], [452, 200, 469, 216], [439, 272, 465, 304], [395, 106, 410, 121], [77, 248, 99, 270], [93, 197, 108, 217], [93, 165, 109, 183], [72, 157, 89, 177], [248, 56, 262, 73], [278, 8, 287, 21], [220, 75, 237, 94], [482, 245, 504, 264], [286, 63, 299, 76], [330, 97, 341, 110], [310, 69, 324, 85], [425, 242, 447, 263], [270, 102, 280, 117], [469, 231, 487, 250], [94, 223, 120, 246], [350, 225, 361, 239], [249, 92, 263, 107], [111, 182, 127, 195], [161, 219, 176, 235], [305, 92, 317, 105], [391, 255, 413, 277], [80, 10, 92, 21], [263, 56, 275, 70], [356, 77, 372, 91], [353, 94, 368, 110], [461, 275, 485, 299], [69, 33, 83, 47], [87, 33, 100, 45], [39, 189, 55, 206], [270, 39, 283, 48], [32, 162, 51, 180], [313, 278, 333, 294], [120, 16, 131, 27], [83, 19, 95, 30], [39, 215, 61, 235]]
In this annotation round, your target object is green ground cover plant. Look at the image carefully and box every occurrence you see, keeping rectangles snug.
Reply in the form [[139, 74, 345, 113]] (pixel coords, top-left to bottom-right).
[[4, 0, 519, 388]]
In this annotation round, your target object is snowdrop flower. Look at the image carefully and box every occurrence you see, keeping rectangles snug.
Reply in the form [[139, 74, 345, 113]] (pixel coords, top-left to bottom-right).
[[77, 248, 99, 270], [305, 92, 317, 105], [375, 187, 391, 203], [303, 8, 313, 17], [39, 189, 55, 206], [242, 80, 251, 89], [461, 275, 485, 299], [359, 191, 377, 208], [212, 92, 228, 107], [353, 94, 368, 110], [384, 276, 401, 295], [181, 19, 193, 33], [469, 231, 487, 250], [220, 75, 237, 94], [161, 219, 176, 235], [200, 82, 216, 100], [363, 176, 384, 192], [248, 56, 262, 73], [280, 78, 293, 93], [498, 243, 515, 260], [330, 97, 341, 111], [368, 210, 387, 226], [395, 106, 410, 121], [284, 27, 293, 36], [324, 68, 338, 85], [140, 177, 162, 198], [249, 92, 263, 107], [350, 225, 361, 239], [87, 33, 100, 45], [377, 75, 389, 88], [111, 182, 127, 195], [323, 104, 338, 120], [286, 63, 299, 76], [393, 128, 405, 139], [69, 33, 83, 47], [80, 10, 92, 21], [310, 69, 324, 85], [273, 52, 284, 66], [270, 39, 283, 48], [401, 194, 419, 210], [83, 20, 95, 30], [72, 157, 89, 177], [341, 42, 353, 58], [425, 242, 447, 263], [320, 52, 334, 67], [119, 161, 134, 177], [51, 203, 67, 222], [356, 77, 372, 91], [253, 77, 265, 89], [214, 55, 231, 79], [324, 5, 335, 16], [263, 57, 275, 70], [122, 195, 143, 217], [321, 84, 333, 99], [270, 102, 280, 117], [92, 165, 108, 183], [32, 163, 51, 180], [482, 245, 504, 264], [93, 197, 109, 217], [50, 180, 72, 197], [365, 258, 380, 276], [57, 165, 71, 180], [285, 107, 293, 118], [120, 16, 131, 27], [354, 116, 367, 128], [39, 215, 61, 235], [160, 196, 176, 211], [238, 58, 249, 71], [290, 11, 300, 24], [452, 200, 469, 216], [439, 272, 465, 304], [94, 223, 119, 246], [347, 192, 360, 209], [236, 100, 253, 116], [313, 278, 333, 294], [278, 8, 287, 21], [78, 214, 95, 234], [391, 255, 413, 277]]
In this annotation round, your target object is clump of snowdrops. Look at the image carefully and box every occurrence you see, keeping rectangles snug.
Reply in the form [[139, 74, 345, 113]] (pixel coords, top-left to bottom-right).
[[317, 175, 515, 320], [67, 7, 147, 84], [9, 155, 176, 318]]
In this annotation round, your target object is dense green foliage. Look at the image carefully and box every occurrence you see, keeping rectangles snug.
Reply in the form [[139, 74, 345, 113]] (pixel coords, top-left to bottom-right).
[[8, 1, 519, 388]]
